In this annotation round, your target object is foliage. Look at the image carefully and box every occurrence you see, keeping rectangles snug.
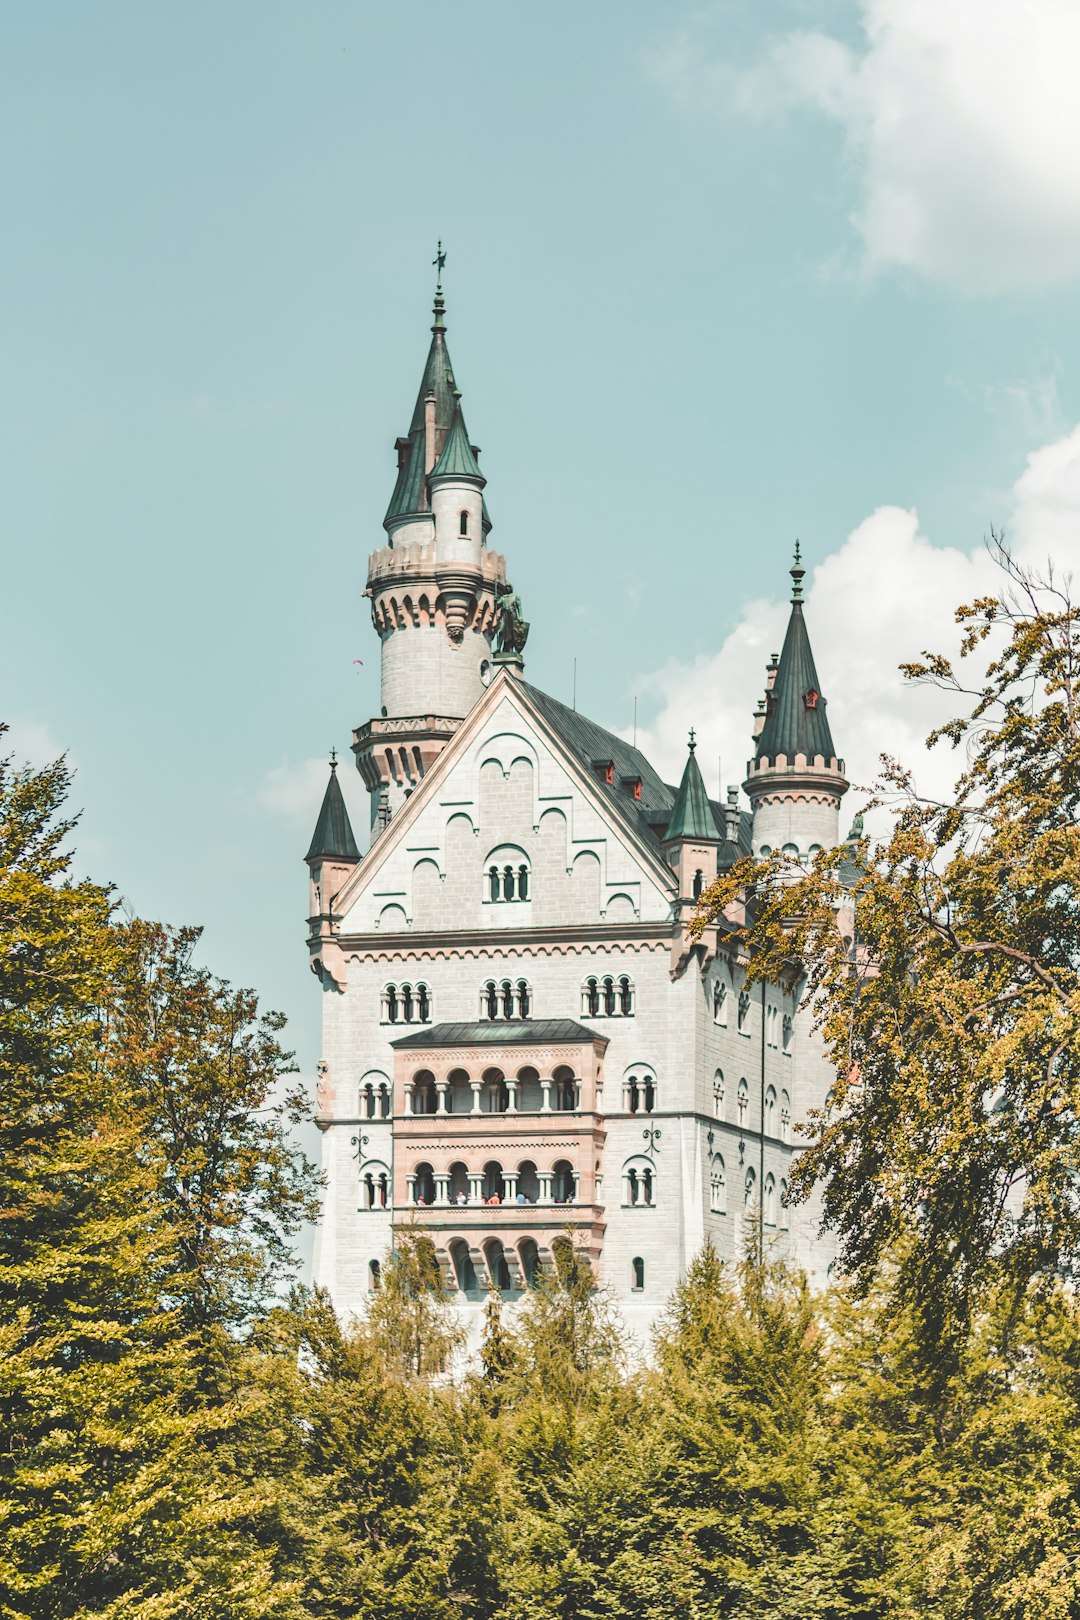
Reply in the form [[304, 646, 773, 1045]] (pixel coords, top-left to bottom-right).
[[363, 1227, 465, 1380], [692, 545, 1080, 1356]]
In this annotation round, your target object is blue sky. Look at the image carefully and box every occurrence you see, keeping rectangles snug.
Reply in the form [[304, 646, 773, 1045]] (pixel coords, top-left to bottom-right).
[[5, 0, 1080, 1095]]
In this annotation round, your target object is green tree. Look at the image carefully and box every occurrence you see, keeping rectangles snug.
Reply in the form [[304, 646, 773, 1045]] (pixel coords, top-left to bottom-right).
[[693, 546, 1080, 1354], [364, 1228, 465, 1380], [510, 1233, 623, 1408]]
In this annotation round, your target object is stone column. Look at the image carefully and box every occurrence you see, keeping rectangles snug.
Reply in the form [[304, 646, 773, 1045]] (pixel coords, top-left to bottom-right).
[[538, 1171, 553, 1203], [574, 1079, 582, 1112], [571, 1171, 580, 1204], [506, 1078, 518, 1113], [540, 1078, 552, 1112], [470, 1079, 483, 1115], [468, 1172, 484, 1204], [434, 1173, 449, 1207], [436, 1081, 448, 1115], [405, 1172, 417, 1205], [404, 1082, 414, 1117], [503, 1172, 518, 1202]]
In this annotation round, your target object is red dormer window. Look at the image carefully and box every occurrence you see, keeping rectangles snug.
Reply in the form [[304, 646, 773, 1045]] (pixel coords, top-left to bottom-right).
[[605, 762, 615, 785], [804, 689, 819, 709]]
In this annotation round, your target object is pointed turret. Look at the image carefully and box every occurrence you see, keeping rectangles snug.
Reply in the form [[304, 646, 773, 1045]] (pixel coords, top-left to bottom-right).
[[664, 731, 722, 903], [306, 752, 360, 863], [360, 252, 509, 827], [743, 547, 847, 861]]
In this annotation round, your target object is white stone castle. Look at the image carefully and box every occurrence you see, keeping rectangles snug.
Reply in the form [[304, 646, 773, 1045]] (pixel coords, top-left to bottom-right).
[[307, 272, 846, 1346]]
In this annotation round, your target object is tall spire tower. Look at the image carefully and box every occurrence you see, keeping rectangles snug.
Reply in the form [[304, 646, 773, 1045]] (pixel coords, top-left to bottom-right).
[[356, 251, 509, 826], [743, 546, 847, 859]]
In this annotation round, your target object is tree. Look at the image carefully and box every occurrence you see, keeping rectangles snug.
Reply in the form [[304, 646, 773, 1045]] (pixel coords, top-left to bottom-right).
[[364, 1228, 464, 1380], [106, 919, 320, 1332], [692, 545, 1080, 1356], [510, 1233, 623, 1408]]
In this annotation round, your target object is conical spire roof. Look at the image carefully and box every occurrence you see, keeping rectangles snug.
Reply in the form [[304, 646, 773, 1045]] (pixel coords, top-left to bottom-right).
[[384, 270, 487, 528], [306, 754, 360, 863], [665, 732, 721, 841], [755, 546, 837, 765], [430, 393, 485, 484]]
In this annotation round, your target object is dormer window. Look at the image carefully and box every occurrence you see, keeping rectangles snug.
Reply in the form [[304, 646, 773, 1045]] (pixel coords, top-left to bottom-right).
[[804, 689, 819, 709]]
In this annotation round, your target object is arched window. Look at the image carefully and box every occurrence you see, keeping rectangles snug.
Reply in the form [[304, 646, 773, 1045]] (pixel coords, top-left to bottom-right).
[[780, 1178, 790, 1228], [624, 1068, 656, 1113], [765, 1173, 777, 1226], [368, 1258, 381, 1292], [710, 1157, 726, 1214], [780, 1090, 791, 1143], [631, 1256, 645, 1291], [413, 1163, 435, 1205], [382, 982, 430, 1025], [482, 1161, 505, 1203], [551, 1159, 576, 1204], [484, 1069, 509, 1114], [582, 974, 634, 1017], [459, 509, 468, 535], [485, 847, 531, 904], [412, 1071, 437, 1116], [737, 990, 751, 1032], [743, 1167, 756, 1208], [713, 981, 728, 1025], [553, 1065, 577, 1112], [516, 1160, 540, 1203], [782, 1013, 793, 1053], [713, 1069, 724, 1116], [693, 868, 703, 899], [622, 1156, 655, 1207], [481, 979, 533, 1021], [737, 1078, 749, 1129], [765, 1085, 777, 1136]]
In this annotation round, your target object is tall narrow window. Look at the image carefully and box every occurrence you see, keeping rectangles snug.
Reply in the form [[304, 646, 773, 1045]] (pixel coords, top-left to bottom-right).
[[643, 1078, 655, 1113], [631, 1256, 645, 1291], [502, 865, 515, 900], [603, 976, 616, 1015], [693, 868, 703, 899], [417, 984, 430, 1022], [489, 866, 500, 902], [386, 986, 399, 1023], [628, 1079, 640, 1114], [501, 980, 515, 1019], [737, 1079, 749, 1129], [401, 984, 413, 1023], [518, 864, 529, 900], [485, 980, 498, 1020], [516, 980, 530, 1017], [585, 978, 600, 1017], [713, 982, 728, 1025], [618, 975, 633, 1015], [738, 990, 751, 1031], [368, 1259, 381, 1292], [459, 509, 468, 535]]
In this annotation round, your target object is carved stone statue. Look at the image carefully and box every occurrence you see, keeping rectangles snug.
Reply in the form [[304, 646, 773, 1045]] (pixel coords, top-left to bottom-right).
[[494, 580, 529, 656]]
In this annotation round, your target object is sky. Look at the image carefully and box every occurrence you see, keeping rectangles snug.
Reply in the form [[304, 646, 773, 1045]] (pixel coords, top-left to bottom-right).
[[5, 0, 1080, 1136]]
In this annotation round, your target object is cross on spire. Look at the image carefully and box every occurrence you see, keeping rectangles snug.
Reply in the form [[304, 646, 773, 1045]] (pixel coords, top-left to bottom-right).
[[688, 727, 697, 752], [329, 747, 338, 770], [433, 240, 446, 290]]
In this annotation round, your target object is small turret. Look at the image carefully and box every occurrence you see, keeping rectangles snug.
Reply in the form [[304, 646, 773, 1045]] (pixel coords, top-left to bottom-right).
[[305, 751, 360, 922], [743, 546, 847, 862], [664, 730, 722, 902]]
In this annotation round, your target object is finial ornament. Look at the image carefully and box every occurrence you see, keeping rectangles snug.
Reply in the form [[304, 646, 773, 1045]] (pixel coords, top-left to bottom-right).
[[329, 747, 338, 771], [688, 727, 697, 752], [790, 539, 806, 604], [433, 240, 446, 290]]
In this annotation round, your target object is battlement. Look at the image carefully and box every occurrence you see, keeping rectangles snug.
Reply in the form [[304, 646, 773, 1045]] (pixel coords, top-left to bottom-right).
[[367, 541, 507, 592]]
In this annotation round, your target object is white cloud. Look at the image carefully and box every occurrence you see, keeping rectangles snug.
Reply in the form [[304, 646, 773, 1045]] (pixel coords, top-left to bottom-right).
[[629, 422, 1080, 820], [654, 0, 1080, 293], [258, 755, 365, 839]]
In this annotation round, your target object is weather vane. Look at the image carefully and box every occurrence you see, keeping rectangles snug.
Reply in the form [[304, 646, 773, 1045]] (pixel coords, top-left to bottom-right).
[[433, 240, 446, 289]]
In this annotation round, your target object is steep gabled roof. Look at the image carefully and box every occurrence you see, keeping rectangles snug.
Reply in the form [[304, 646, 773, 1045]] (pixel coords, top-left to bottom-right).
[[665, 735, 721, 841], [755, 550, 838, 765], [305, 759, 360, 863]]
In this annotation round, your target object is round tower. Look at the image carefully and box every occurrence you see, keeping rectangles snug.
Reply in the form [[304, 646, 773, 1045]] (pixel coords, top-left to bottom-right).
[[743, 546, 847, 861], [356, 266, 510, 825]]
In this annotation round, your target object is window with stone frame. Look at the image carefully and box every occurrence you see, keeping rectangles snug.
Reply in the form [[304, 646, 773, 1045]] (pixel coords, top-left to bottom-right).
[[381, 980, 431, 1025], [485, 845, 531, 903], [480, 977, 532, 1020], [581, 973, 634, 1017], [737, 989, 751, 1032], [712, 980, 728, 1025]]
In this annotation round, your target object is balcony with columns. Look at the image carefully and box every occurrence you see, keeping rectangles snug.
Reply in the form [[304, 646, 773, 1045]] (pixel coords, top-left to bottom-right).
[[387, 1019, 609, 1259]]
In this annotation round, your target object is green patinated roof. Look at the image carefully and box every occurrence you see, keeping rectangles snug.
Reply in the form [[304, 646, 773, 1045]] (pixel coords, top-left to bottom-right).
[[755, 556, 838, 765], [664, 737, 721, 842], [305, 760, 360, 863], [390, 1018, 603, 1049], [430, 396, 485, 484]]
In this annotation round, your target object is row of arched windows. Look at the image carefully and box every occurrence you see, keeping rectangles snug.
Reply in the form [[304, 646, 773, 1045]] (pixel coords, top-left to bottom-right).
[[582, 975, 634, 1017], [381, 981, 431, 1024], [711, 1070, 791, 1139], [488, 863, 530, 902], [713, 978, 793, 1052], [409, 1157, 578, 1206], [406, 1065, 580, 1115], [708, 1161, 788, 1222], [482, 978, 531, 1020]]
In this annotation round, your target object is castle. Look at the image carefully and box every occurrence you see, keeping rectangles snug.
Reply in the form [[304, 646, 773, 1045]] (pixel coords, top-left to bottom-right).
[[306, 272, 846, 1345]]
